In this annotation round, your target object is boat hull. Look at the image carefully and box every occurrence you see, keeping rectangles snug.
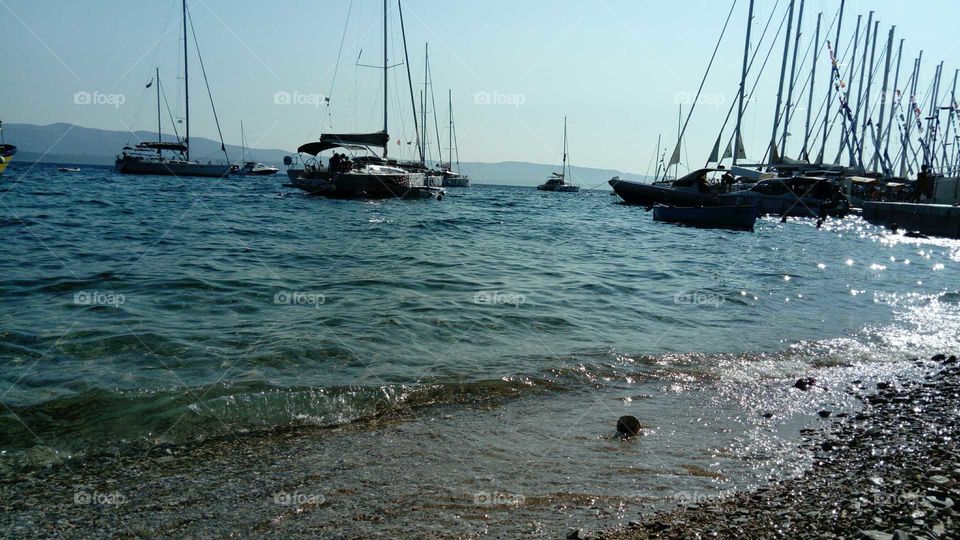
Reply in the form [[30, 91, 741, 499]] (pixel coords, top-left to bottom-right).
[[0, 158, 8, 176], [718, 193, 849, 218], [0, 144, 15, 177], [652, 204, 760, 230], [442, 176, 470, 187], [291, 171, 420, 199], [116, 158, 231, 178], [609, 178, 720, 206]]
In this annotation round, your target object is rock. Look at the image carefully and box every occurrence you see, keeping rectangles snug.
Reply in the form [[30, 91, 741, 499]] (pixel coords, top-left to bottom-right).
[[616, 415, 642, 437], [857, 531, 893, 540], [566, 528, 582, 539], [932, 354, 947, 362], [795, 377, 817, 391], [762, 412, 774, 419], [818, 410, 832, 418], [892, 531, 911, 540], [928, 475, 951, 485], [877, 382, 892, 390]]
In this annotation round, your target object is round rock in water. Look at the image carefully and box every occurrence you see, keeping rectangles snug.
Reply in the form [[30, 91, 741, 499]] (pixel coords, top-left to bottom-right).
[[616, 415, 642, 437]]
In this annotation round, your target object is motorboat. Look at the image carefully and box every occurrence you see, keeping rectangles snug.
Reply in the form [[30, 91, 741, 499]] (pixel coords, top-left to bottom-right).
[[652, 204, 760, 230], [721, 176, 850, 217], [232, 161, 279, 176], [57, 167, 81, 173], [609, 168, 726, 206]]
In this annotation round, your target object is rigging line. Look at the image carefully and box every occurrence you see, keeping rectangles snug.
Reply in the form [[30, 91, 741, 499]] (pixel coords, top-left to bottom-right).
[[160, 77, 182, 143], [306, 0, 354, 141], [704, 0, 783, 166], [668, 0, 738, 165], [187, 7, 228, 162], [788, 8, 839, 132], [814, 28, 859, 159]]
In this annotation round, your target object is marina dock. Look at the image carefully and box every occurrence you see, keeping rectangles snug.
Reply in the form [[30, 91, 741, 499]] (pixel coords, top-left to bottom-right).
[[862, 202, 960, 239]]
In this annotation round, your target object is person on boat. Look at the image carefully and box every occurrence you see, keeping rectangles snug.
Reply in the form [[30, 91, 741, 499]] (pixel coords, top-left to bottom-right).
[[720, 171, 735, 190], [914, 165, 931, 203], [329, 153, 341, 173]]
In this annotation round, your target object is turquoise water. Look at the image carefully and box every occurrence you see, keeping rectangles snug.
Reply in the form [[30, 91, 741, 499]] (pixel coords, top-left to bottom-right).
[[1, 163, 959, 466]]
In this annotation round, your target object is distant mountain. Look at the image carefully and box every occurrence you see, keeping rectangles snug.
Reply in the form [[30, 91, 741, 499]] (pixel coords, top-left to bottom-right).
[[2, 123, 651, 187]]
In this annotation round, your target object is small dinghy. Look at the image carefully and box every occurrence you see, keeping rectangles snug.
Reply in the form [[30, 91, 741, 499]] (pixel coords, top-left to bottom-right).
[[652, 204, 759, 230], [57, 167, 81, 173]]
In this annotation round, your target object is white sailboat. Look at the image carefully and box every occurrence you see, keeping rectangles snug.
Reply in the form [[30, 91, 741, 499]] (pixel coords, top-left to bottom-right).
[[231, 122, 278, 176], [115, 0, 231, 178], [537, 117, 580, 192], [441, 90, 470, 188]]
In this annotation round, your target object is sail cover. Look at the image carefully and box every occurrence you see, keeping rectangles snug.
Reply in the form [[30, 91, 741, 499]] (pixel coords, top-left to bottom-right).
[[298, 132, 390, 155], [135, 142, 188, 152]]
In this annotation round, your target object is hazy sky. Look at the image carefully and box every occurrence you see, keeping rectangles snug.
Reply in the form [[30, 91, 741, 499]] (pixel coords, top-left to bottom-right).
[[2, 0, 958, 174]]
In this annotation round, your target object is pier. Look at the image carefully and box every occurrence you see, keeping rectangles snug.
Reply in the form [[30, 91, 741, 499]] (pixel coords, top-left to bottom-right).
[[862, 202, 960, 239]]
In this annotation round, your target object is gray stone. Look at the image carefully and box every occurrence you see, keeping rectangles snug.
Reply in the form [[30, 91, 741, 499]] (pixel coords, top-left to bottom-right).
[[857, 531, 893, 540]]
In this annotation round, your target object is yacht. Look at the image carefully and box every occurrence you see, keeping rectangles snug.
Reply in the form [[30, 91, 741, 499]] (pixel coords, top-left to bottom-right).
[[537, 117, 580, 192]]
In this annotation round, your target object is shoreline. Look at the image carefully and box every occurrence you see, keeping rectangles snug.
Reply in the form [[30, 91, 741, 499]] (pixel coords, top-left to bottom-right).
[[600, 353, 960, 540]]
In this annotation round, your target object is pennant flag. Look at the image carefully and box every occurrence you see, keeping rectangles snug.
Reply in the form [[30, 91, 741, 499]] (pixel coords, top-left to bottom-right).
[[146, 78, 154, 89], [722, 140, 733, 160], [735, 132, 747, 160], [707, 136, 721, 163]]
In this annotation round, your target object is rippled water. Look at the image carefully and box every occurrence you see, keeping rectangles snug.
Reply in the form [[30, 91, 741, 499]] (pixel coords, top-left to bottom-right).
[[2, 164, 959, 534]]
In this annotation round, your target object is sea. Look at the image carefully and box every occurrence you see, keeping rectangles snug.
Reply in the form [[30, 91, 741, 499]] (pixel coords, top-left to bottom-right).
[[2, 163, 959, 537]]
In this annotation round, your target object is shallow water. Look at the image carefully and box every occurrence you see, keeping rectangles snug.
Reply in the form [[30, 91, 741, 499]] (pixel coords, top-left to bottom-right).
[[2, 164, 959, 535]]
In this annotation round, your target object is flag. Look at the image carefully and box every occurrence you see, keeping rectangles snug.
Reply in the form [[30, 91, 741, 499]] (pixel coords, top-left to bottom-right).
[[668, 142, 681, 166], [146, 78, 154, 89], [735, 132, 746, 160], [707, 136, 721, 163]]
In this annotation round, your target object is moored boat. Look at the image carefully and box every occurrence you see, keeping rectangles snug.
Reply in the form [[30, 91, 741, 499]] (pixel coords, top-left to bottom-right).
[[537, 117, 580, 192], [721, 176, 850, 217], [57, 167, 81, 173], [610, 168, 725, 206], [0, 121, 15, 177], [652, 204, 760, 230]]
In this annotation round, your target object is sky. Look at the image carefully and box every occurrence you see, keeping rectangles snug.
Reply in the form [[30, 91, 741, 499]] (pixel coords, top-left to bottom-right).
[[2, 0, 958, 175]]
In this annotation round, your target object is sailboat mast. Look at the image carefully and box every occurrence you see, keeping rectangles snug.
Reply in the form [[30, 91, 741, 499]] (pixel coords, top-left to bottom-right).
[[769, 0, 795, 164], [563, 117, 569, 179], [156, 67, 161, 158], [819, 0, 845, 162], [183, 0, 189, 161], [801, 12, 821, 161], [883, 38, 904, 161], [398, 0, 421, 164], [654, 134, 662, 182], [422, 44, 429, 164], [383, 0, 388, 158], [733, 0, 754, 167], [874, 26, 895, 173], [780, 0, 805, 157], [448, 90, 453, 170], [858, 19, 880, 168], [241, 121, 246, 163]]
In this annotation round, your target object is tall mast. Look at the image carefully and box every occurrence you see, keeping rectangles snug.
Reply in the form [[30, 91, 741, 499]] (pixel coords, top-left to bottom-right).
[[942, 69, 958, 173], [398, 0, 421, 164], [654, 134, 662, 181], [780, 0, 805, 157], [873, 26, 895, 174], [733, 0, 755, 167], [769, 0, 796, 163], [801, 12, 821, 161], [240, 121, 246, 163], [563, 117, 568, 179], [382, 0, 389, 157], [156, 67, 161, 157], [883, 38, 904, 161], [422, 44, 429, 164], [902, 52, 922, 177], [836, 14, 862, 165], [819, 0, 845, 162], [926, 62, 944, 169], [858, 19, 880, 168], [448, 90, 453, 170], [182, 0, 190, 161], [848, 11, 873, 167]]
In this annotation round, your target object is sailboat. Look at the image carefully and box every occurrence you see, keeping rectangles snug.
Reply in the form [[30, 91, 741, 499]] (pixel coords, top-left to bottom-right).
[[231, 122, 278, 176], [290, 0, 441, 200], [0, 121, 15, 177], [537, 117, 580, 192], [441, 90, 470, 187], [115, 0, 231, 178]]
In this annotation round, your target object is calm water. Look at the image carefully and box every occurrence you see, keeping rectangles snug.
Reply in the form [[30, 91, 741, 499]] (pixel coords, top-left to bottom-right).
[[2, 163, 960, 535]]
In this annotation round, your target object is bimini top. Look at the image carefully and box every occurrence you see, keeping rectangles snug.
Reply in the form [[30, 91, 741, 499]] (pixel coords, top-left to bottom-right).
[[298, 132, 390, 156], [672, 168, 718, 190]]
